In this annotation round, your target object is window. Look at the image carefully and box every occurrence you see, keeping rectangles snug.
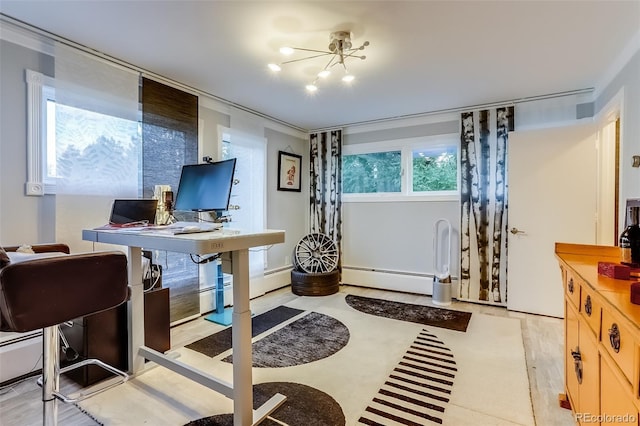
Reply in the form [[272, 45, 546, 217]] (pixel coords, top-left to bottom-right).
[[26, 65, 140, 197], [343, 150, 402, 194], [411, 145, 457, 192], [44, 95, 141, 195], [342, 135, 459, 202]]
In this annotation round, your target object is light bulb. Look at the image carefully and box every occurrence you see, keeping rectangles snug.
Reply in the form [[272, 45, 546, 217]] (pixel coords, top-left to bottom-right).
[[279, 47, 294, 55], [268, 63, 281, 72], [342, 74, 355, 83], [317, 70, 331, 79], [305, 84, 318, 92]]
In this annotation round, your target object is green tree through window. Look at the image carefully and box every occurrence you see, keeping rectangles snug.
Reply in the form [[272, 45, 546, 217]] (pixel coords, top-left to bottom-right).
[[412, 148, 457, 192], [343, 151, 401, 193]]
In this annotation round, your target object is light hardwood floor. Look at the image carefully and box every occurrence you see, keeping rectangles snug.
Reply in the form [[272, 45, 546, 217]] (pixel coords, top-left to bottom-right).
[[0, 284, 575, 425]]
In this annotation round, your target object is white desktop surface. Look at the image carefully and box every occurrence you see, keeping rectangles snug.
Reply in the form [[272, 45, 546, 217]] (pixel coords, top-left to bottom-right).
[[82, 226, 283, 254], [82, 227, 285, 426]]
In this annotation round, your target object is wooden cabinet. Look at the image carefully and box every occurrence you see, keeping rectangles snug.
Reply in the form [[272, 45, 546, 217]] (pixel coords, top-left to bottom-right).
[[556, 243, 640, 425]]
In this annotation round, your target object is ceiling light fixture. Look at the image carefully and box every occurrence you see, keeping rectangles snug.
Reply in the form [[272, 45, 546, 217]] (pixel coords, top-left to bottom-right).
[[268, 31, 369, 93]]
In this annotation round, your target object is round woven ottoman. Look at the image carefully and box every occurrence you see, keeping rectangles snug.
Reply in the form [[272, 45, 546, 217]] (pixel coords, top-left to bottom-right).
[[291, 269, 340, 296]]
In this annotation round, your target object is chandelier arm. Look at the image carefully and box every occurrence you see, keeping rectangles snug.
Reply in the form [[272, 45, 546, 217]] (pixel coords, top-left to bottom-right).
[[323, 55, 340, 70], [280, 53, 334, 65], [341, 49, 366, 59], [288, 47, 334, 55], [341, 53, 366, 60]]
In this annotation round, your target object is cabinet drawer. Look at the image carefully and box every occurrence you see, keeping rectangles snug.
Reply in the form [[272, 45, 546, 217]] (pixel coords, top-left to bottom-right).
[[580, 286, 602, 337], [566, 270, 581, 309], [601, 308, 636, 386]]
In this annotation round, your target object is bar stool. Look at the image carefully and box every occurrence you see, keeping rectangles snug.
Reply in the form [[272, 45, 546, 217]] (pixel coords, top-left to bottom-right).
[[0, 244, 129, 426]]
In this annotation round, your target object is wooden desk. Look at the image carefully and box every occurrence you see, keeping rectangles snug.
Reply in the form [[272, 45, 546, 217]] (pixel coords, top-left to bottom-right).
[[83, 227, 286, 426]]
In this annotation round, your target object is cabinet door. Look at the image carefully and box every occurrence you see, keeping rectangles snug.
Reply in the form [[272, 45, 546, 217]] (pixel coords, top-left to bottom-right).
[[579, 323, 600, 420], [601, 354, 639, 426], [566, 301, 580, 409]]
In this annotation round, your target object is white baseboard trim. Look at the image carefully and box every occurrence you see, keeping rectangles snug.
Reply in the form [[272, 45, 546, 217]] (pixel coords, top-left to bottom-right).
[[342, 268, 459, 298], [260, 267, 292, 295]]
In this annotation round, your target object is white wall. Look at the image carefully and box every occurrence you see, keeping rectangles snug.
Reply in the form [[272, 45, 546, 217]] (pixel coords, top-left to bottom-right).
[[595, 49, 640, 223], [0, 39, 55, 245]]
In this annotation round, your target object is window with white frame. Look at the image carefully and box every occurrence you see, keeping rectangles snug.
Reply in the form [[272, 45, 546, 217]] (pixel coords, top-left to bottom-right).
[[342, 134, 459, 201], [26, 63, 140, 197]]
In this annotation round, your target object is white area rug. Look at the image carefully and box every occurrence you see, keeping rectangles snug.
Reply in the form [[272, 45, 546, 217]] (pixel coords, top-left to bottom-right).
[[79, 293, 534, 425]]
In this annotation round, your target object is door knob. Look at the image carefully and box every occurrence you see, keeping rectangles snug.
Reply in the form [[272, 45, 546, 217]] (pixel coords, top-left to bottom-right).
[[510, 227, 525, 235]]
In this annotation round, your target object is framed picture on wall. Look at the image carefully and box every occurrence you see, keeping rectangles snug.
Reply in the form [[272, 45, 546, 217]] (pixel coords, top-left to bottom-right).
[[277, 151, 302, 192]]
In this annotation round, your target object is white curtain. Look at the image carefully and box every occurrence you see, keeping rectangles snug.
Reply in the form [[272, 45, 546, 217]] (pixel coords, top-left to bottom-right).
[[52, 44, 140, 252]]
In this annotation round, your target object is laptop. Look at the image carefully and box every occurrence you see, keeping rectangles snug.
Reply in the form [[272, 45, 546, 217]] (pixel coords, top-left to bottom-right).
[[109, 199, 158, 226]]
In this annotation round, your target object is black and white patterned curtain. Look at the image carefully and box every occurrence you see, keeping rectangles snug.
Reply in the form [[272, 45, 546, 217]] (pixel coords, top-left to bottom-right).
[[459, 107, 514, 305], [309, 129, 343, 270]]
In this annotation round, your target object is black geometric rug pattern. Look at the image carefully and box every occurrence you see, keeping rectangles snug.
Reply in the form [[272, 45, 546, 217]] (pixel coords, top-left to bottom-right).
[[185, 305, 304, 357], [184, 381, 345, 426], [186, 306, 350, 368], [345, 294, 472, 332], [358, 328, 457, 425], [221, 311, 350, 367]]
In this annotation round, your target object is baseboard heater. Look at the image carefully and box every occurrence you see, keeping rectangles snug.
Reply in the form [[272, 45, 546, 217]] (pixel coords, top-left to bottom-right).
[[342, 265, 459, 297], [0, 331, 43, 384]]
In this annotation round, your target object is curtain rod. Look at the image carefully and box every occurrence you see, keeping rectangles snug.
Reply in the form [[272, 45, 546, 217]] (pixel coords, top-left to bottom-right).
[[310, 88, 594, 133], [0, 14, 308, 134]]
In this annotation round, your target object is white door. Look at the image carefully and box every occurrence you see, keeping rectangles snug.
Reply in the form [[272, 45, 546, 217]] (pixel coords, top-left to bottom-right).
[[222, 129, 267, 298], [507, 123, 597, 317]]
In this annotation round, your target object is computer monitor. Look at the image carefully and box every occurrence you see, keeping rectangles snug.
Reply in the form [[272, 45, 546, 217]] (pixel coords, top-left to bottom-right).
[[174, 158, 236, 212]]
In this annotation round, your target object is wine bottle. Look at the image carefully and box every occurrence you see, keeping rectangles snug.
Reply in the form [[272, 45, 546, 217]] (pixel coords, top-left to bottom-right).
[[620, 206, 640, 267]]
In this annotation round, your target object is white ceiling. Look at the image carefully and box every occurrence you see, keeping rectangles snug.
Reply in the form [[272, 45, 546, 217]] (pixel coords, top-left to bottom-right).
[[1, 1, 639, 131]]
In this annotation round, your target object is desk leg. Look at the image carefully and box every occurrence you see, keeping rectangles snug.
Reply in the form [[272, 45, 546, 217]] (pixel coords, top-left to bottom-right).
[[127, 246, 145, 374], [231, 248, 252, 425]]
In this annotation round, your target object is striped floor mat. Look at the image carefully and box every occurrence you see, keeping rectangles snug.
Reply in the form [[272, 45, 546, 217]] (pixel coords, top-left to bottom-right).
[[358, 328, 456, 425]]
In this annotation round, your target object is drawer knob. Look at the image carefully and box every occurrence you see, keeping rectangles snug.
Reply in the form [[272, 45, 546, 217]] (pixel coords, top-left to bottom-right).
[[571, 348, 583, 384], [584, 295, 592, 316], [568, 278, 574, 294], [609, 323, 621, 353]]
